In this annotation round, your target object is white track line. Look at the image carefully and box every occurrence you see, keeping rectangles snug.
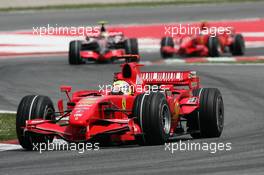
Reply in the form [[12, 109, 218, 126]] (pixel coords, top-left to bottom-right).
[[0, 139, 70, 152], [0, 34, 263, 55], [0, 110, 16, 114], [0, 144, 22, 151]]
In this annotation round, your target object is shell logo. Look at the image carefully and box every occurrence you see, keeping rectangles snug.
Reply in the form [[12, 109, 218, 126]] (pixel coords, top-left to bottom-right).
[[122, 98, 126, 110], [174, 102, 180, 119]]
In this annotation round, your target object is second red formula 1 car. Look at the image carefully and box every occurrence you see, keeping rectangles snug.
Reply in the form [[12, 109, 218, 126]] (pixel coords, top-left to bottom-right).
[[16, 55, 224, 150], [160, 22, 245, 58], [69, 22, 139, 64]]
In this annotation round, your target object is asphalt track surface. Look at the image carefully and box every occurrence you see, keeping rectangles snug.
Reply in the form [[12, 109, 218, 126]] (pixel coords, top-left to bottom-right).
[[1, 2, 264, 31], [1, 2, 264, 175]]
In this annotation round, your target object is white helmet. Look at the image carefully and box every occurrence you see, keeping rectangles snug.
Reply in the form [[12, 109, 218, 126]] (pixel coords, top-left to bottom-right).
[[112, 80, 131, 95]]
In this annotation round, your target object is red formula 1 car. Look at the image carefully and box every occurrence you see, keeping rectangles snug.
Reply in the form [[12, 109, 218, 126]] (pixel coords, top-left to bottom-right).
[[160, 22, 245, 58], [16, 55, 224, 150], [69, 22, 139, 64]]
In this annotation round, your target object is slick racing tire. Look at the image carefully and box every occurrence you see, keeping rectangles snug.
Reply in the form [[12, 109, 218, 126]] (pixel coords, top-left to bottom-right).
[[207, 36, 220, 57], [69, 40, 83, 65], [124, 38, 139, 62], [187, 88, 224, 139], [230, 34, 245, 56], [160, 37, 174, 58], [132, 92, 171, 145], [16, 95, 55, 150]]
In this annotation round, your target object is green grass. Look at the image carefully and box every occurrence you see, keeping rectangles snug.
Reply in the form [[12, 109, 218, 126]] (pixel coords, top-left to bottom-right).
[[0, 0, 261, 12], [0, 114, 17, 141]]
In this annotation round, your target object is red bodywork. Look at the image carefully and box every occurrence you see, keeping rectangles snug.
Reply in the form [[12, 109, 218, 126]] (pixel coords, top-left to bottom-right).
[[161, 28, 236, 57], [24, 58, 201, 143], [80, 49, 126, 62], [79, 32, 138, 62]]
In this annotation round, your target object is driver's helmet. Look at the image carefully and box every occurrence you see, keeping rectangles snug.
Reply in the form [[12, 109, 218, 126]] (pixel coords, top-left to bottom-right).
[[112, 80, 131, 95], [100, 31, 108, 39], [200, 21, 209, 31]]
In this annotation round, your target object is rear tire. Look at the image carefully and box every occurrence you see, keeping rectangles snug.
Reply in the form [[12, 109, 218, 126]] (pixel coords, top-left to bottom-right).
[[69, 40, 83, 65], [124, 38, 139, 62], [16, 95, 55, 150], [207, 36, 220, 57], [160, 37, 174, 58], [187, 88, 224, 138], [230, 34, 245, 56], [132, 92, 171, 145]]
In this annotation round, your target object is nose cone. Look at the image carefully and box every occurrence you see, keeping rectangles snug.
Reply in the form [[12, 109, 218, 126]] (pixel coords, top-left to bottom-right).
[[69, 97, 103, 126]]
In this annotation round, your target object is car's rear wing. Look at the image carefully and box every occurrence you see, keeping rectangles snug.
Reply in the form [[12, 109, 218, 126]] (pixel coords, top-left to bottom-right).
[[140, 71, 200, 88], [113, 62, 200, 89]]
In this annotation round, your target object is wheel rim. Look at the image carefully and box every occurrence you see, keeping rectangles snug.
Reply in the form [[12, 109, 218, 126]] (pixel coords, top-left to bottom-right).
[[43, 106, 54, 120], [161, 104, 171, 134], [216, 96, 224, 132], [43, 106, 55, 142]]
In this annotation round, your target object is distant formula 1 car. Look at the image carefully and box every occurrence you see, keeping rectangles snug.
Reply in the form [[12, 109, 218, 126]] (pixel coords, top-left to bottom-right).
[[16, 55, 224, 150], [160, 22, 245, 58], [69, 21, 139, 64]]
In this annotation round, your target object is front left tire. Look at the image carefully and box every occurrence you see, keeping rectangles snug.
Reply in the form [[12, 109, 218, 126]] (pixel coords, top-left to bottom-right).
[[132, 92, 171, 145], [187, 88, 224, 139], [16, 95, 55, 150], [69, 40, 83, 65]]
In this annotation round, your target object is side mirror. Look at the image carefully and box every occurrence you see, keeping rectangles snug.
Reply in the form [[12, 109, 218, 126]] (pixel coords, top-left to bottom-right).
[[60, 86, 72, 102], [60, 85, 72, 93]]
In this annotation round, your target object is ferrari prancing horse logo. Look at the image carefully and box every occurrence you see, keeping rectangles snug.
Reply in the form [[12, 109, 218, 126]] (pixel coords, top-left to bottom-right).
[[174, 102, 180, 119], [122, 98, 126, 110]]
